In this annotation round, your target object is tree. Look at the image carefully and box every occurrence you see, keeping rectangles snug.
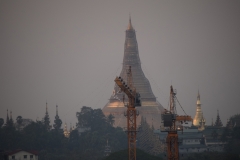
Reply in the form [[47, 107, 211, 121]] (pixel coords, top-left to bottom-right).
[[76, 106, 107, 130], [21, 120, 49, 150], [43, 114, 51, 131], [5, 117, 14, 128], [107, 114, 115, 127], [90, 108, 107, 131], [53, 116, 62, 130], [0, 118, 4, 128], [76, 106, 127, 155], [42, 102, 51, 131], [16, 116, 23, 125], [16, 116, 23, 130], [103, 149, 162, 160], [68, 130, 80, 149], [76, 106, 93, 127], [222, 114, 240, 154], [0, 121, 19, 150], [0, 106, 130, 160], [230, 114, 240, 127], [232, 126, 240, 139], [53, 105, 62, 130]]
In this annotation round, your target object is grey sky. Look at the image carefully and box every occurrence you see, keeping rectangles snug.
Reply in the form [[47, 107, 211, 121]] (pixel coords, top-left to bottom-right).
[[1, 0, 240, 127]]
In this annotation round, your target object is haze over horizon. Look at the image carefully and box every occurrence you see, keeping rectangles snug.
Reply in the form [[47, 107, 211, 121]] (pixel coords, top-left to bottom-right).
[[1, 0, 240, 128]]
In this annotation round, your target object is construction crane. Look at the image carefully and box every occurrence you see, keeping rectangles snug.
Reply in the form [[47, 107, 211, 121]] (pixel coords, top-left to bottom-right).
[[161, 86, 192, 160], [114, 66, 141, 160]]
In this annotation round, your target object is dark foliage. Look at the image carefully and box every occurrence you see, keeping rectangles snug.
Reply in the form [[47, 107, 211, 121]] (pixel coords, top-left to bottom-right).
[[0, 107, 127, 159], [221, 114, 240, 154], [53, 115, 62, 130], [103, 149, 162, 160], [0, 124, 20, 150], [75, 106, 127, 154], [0, 118, 4, 128], [43, 113, 51, 131], [106, 114, 115, 127], [16, 116, 23, 125], [180, 152, 239, 160]]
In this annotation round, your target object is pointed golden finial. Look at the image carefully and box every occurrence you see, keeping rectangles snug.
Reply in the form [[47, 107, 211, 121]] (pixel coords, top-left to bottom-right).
[[127, 14, 134, 30]]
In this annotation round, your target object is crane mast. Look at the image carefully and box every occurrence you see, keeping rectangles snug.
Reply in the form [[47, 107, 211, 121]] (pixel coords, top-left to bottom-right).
[[114, 66, 141, 160], [162, 86, 192, 160], [166, 86, 179, 160]]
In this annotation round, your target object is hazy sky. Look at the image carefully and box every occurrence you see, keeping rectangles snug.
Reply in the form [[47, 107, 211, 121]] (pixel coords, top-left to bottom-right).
[[1, 0, 240, 127]]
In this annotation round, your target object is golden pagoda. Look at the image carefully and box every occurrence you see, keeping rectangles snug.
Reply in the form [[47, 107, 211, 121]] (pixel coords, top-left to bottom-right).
[[102, 17, 164, 129], [193, 91, 206, 127]]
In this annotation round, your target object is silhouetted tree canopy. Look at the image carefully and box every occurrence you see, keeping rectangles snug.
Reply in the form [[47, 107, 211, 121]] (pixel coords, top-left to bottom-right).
[[0, 107, 127, 160], [43, 113, 51, 131], [106, 114, 115, 126], [1, 110, 238, 160], [53, 114, 62, 130], [16, 116, 23, 125], [0, 118, 4, 128], [103, 149, 162, 160]]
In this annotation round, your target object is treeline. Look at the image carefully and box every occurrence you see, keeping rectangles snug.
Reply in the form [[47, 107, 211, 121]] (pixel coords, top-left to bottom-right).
[[103, 149, 162, 160], [180, 152, 239, 160], [0, 106, 127, 160], [221, 114, 240, 154], [181, 114, 240, 160]]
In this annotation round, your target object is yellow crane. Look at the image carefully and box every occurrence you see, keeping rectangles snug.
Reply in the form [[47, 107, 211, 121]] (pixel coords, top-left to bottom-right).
[[114, 66, 141, 160], [161, 86, 192, 160]]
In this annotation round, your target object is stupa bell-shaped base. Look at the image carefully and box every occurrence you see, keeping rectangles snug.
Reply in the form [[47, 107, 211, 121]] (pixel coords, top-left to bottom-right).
[[102, 100, 164, 129]]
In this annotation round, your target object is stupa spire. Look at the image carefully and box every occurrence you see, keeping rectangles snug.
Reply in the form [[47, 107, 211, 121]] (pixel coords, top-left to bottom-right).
[[10, 110, 12, 120], [43, 102, 51, 130], [197, 90, 201, 105], [6, 109, 9, 123], [63, 122, 70, 138], [214, 109, 223, 127], [193, 90, 205, 126], [104, 139, 111, 156]]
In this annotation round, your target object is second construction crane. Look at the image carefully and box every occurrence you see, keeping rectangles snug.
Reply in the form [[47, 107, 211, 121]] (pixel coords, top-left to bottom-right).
[[161, 86, 192, 160], [114, 66, 141, 160]]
